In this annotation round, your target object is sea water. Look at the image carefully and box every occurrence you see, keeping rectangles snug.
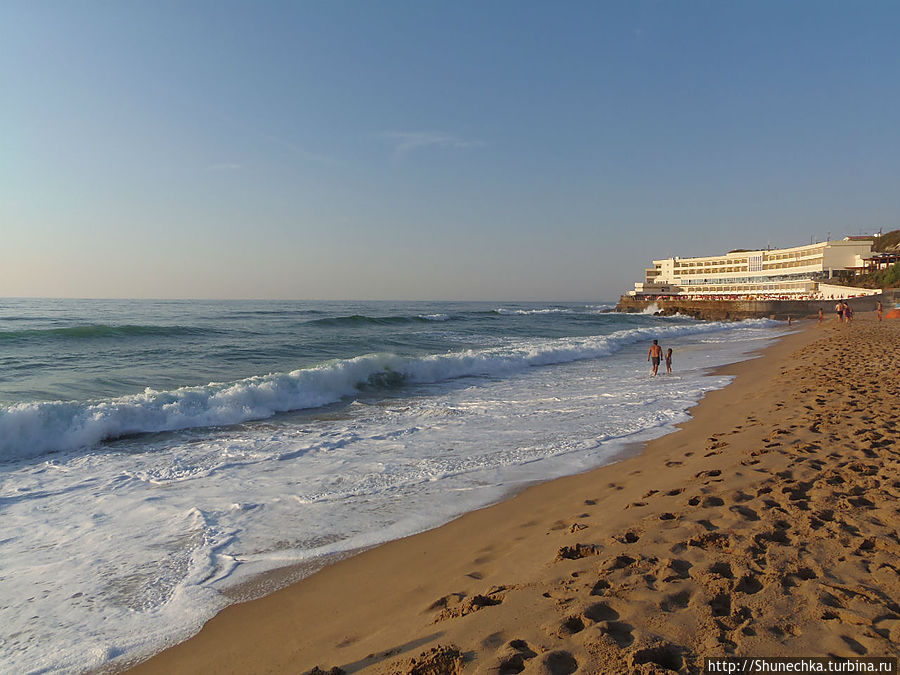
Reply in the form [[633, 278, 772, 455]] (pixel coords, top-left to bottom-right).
[[0, 299, 781, 673]]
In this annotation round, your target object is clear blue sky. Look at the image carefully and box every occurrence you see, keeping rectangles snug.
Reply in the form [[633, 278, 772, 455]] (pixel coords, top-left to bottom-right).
[[2, 1, 899, 300]]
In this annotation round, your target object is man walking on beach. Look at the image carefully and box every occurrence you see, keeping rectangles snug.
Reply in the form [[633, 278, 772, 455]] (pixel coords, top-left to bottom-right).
[[877, 301, 883, 322], [648, 339, 662, 376]]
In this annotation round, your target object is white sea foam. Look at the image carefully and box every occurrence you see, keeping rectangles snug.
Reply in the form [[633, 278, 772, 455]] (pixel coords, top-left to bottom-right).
[[0, 321, 771, 461], [494, 307, 574, 315], [418, 313, 451, 321], [0, 318, 781, 674]]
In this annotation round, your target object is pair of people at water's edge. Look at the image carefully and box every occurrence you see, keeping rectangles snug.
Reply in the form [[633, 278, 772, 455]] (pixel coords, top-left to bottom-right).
[[648, 339, 672, 376], [834, 300, 854, 323]]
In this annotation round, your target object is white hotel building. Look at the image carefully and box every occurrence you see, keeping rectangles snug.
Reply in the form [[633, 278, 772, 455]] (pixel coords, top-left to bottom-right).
[[630, 238, 876, 299]]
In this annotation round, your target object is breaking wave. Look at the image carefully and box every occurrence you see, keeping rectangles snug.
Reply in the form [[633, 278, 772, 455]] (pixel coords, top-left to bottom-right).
[[493, 307, 574, 315], [0, 320, 770, 461]]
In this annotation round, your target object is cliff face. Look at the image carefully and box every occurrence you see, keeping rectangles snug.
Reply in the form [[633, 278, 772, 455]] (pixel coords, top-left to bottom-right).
[[616, 295, 883, 321]]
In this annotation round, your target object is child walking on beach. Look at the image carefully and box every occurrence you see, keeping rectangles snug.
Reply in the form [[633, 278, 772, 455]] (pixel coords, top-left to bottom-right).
[[665, 348, 673, 374]]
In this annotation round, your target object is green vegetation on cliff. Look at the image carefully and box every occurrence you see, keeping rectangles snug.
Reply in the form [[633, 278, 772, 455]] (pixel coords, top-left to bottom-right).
[[856, 229, 900, 288], [860, 263, 900, 288], [827, 230, 900, 289], [874, 229, 900, 252]]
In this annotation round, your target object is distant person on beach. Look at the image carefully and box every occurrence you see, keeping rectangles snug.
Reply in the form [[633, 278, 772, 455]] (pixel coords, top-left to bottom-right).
[[835, 301, 844, 323], [818, 308, 824, 325], [845, 304, 853, 323], [877, 301, 883, 322], [648, 339, 662, 376], [665, 348, 673, 374]]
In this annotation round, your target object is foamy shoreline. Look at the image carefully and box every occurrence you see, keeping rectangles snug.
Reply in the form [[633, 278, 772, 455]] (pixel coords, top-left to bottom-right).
[[3, 305, 787, 674], [130, 315, 900, 673]]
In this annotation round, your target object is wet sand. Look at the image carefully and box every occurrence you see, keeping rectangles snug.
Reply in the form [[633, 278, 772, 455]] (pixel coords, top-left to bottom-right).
[[129, 314, 900, 674]]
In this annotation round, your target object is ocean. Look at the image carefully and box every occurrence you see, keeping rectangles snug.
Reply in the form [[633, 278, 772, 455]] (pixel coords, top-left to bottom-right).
[[0, 299, 781, 673]]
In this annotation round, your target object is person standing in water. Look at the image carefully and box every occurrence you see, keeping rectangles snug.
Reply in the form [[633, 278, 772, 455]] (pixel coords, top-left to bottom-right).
[[877, 300, 883, 322], [665, 348, 673, 374], [818, 308, 824, 325], [648, 339, 662, 376]]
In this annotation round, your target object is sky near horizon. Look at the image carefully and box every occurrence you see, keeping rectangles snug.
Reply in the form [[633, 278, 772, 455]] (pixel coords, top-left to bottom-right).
[[2, 1, 899, 301]]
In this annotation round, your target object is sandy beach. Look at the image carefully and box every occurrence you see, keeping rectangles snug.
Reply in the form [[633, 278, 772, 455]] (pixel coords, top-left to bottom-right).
[[128, 314, 900, 674]]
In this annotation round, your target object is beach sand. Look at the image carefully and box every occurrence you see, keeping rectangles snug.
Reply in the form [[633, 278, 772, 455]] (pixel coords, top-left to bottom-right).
[[129, 314, 900, 674]]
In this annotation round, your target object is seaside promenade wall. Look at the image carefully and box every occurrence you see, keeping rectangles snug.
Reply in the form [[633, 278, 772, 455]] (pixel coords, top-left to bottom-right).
[[616, 293, 884, 320]]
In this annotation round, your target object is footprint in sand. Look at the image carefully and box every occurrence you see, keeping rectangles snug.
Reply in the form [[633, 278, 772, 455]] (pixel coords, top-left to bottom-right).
[[555, 544, 601, 561], [730, 505, 759, 521], [660, 558, 692, 582], [433, 587, 506, 621], [590, 579, 611, 596], [584, 601, 620, 622], [426, 592, 466, 611], [541, 651, 579, 675], [496, 640, 537, 675], [599, 621, 635, 647], [602, 555, 636, 571], [555, 615, 585, 637], [735, 574, 763, 595], [631, 643, 685, 672], [614, 530, 641, 544], [709, 561, 734, 579], [710, 591, 732, 617], [660, 589, 692, 612]]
